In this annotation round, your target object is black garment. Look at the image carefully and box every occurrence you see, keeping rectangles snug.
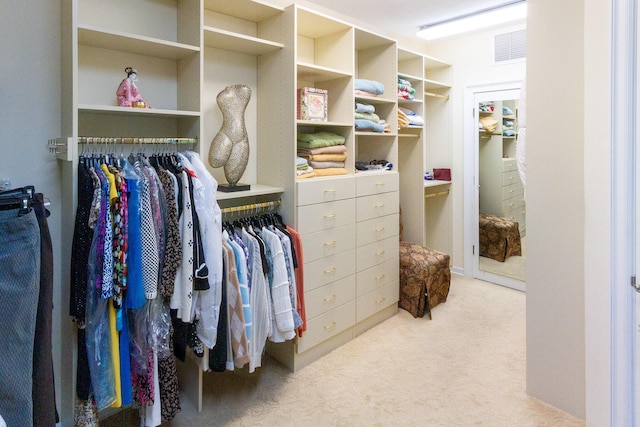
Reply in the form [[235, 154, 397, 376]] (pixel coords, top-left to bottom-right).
[[70, 159, 95, 321], [209, 264, 228, 372], [32, 193, 59, 426]]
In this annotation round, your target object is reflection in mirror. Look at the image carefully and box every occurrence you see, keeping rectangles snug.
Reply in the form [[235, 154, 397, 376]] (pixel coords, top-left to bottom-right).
[[478, 99, 526, 281]]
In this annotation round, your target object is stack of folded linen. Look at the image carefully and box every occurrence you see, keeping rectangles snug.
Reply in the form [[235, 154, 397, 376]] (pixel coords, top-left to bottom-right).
[[397, 78, 415, 100], [297, 131, 348, 177], [354, 78, 385, 97], [399, 107, 424, 127], [296, 156, 315, 178], [354, 101, 384, 133]]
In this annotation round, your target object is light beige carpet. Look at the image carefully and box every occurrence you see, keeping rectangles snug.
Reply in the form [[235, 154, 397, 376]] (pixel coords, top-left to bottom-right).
[[480, 237, 526, 282], [104, 275, 584, 426]]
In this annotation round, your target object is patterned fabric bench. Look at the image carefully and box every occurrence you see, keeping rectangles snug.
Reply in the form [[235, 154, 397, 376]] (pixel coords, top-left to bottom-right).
[[479, 213, 522, 262], [399, 242, 451, 319]]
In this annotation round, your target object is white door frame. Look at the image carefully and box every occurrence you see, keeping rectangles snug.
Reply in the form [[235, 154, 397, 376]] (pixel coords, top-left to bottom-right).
[[611, 0, 637, 424], [463, 80, 524, 291]]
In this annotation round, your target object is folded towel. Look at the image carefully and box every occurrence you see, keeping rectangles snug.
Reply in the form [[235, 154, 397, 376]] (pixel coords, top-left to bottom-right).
[[354, 111, 380, 123], [297, 145, 347, 156], [296, 156, 308, 167], [297, 131, 346, 148], [313, 167, 348, 176], [503, 106, 515, 115], [355, 89, 378, 98], [355, 102, 376, 114], [309, 160, 345, 169], [399, 107, 424, 126], [355, 119, 384, 132], [298, 152, 347, 162], [398, 109, 410, 128], [354, 78, 385, 95]]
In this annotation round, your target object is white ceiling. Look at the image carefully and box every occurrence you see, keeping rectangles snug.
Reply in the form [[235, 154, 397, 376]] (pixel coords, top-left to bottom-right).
[[300, 0, 513, 44]]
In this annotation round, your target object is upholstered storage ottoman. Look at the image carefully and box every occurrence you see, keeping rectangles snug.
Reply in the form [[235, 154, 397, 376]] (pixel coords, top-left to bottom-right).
[[479, 213, 522, 262], [399, 242, 451, 318]]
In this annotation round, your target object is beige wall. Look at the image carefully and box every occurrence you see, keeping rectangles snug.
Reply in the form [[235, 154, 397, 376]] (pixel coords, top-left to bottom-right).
[[525, 0, 586, 418]]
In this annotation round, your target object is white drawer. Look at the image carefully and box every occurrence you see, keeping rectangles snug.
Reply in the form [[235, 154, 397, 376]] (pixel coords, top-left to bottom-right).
[[356, 280, 399, 323], [297, 198, 356, 234], [356, 236, 399, 272], [356, 213, 399, 247], [502, 182, 523, 201], [502, 169, 521, 186], [304, 275, 356, 320], [356, 172, 399, 197], [304, 249, 356, 292], [356, 191, 399, 222], [505, 207, 526, 229], [296, 176, 356, 206], [301, 224, 356, 263], [501, 196, 524, 214], [356, 258, 399, 297], [297, 299, 356, 353], [502, 158, 517, 172]]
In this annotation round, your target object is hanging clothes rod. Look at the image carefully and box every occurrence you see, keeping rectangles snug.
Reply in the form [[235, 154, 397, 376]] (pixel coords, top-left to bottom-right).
[[424, 92, 450, 100], [78, 136, 197, 145], [220, 200, 281, 216], [425, 189, 450, 199]]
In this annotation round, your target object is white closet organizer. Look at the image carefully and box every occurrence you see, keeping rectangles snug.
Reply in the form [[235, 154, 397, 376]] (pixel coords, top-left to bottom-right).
[[56, 0, 452, 419], [397, 48, 453, 256]]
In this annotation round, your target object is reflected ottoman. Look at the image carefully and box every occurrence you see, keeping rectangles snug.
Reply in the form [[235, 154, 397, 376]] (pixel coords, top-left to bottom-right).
[[479, 213, 521, 262]]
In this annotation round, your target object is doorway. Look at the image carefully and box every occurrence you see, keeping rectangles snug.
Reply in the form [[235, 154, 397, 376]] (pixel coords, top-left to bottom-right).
[[464, 81, 524, 291]]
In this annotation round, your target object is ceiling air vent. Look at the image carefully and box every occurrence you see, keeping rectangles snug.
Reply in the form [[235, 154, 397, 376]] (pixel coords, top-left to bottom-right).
[[494, 29, 526, 62]]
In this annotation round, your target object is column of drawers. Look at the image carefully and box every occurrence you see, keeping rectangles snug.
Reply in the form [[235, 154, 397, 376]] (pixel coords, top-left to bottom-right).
[[501, 158, 526, 235], [355, 173, 400, 323], [295, 177, 357, 353]]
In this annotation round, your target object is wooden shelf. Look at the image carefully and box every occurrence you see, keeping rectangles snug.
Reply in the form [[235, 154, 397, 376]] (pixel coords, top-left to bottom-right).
[[424, 78, 451, 90], [78, 104, 199, 118], [78, 25, 199, 60], [204, 0, 283, 22], [216, 184, 284, 201], [297, 62, 352, 82], [204, 27, 283, 54]]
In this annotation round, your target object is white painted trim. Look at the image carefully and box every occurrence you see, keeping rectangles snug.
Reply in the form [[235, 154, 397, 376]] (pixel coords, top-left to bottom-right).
[[463, 81, 523, 290], [611, 0, 637, 424]]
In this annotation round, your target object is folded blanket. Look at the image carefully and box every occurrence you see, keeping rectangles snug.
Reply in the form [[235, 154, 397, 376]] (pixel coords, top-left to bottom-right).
[[355, 102, 375, 114], [398, 109, 410, 128], [298, 152, 347, 162], [355, 89, 378, 97], [355, 111, 380, 123], [399, 107, 424, 126], [296, 171, 317, 179], [355, 119, 384, 132], [397, 83, 416, 94], [297, 145, 347, 156], [309, 160, 345, 169], [297, 131, 346, 148], [313, 167, 348, 176], [354, 78, 385, 95]]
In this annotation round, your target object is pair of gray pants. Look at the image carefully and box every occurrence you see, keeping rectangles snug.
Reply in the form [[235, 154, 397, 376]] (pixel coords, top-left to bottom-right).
[[0, 207, 40, 427]]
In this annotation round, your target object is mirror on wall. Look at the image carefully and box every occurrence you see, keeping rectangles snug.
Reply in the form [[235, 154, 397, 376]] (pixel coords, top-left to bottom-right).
[[477, 98, 526, 283]]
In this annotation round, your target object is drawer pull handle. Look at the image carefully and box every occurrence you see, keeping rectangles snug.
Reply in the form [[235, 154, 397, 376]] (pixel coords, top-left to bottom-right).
[[324, 294, 337, 302], [375, 182, 385, 187], [324, 214, 336, 219], [375, 204, 385, 208], [324, 322, 337, 330], [324, 267, 337, 275], [324, 189, 336, 193], [375, 274, 386, 280], [376, 297, 386, 304], [375, 250, 386, 256], [375, 227, 385, 232], [324, 240, 336, 247]]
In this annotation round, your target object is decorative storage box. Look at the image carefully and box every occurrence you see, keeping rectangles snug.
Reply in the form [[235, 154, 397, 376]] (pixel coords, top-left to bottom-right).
[[297, 87, 328, 121]]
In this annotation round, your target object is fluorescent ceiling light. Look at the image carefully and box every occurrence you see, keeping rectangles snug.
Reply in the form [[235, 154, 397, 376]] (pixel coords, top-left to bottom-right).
[[417, 1, 527, 41]]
